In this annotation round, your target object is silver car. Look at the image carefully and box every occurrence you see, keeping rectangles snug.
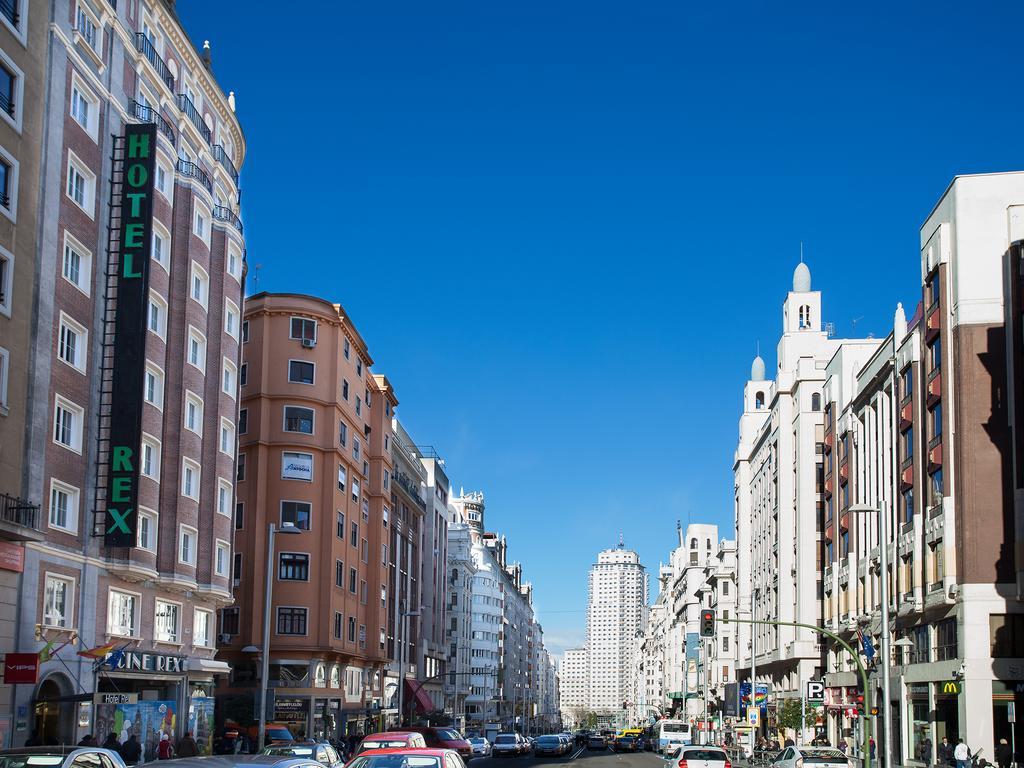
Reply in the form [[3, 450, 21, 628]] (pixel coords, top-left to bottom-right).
[[140, 756, 324, 768], [0, 747, 127, 768], [467, 739, 490, 757]]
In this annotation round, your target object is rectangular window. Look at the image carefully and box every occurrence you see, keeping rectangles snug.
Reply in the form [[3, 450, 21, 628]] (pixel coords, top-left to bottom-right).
[[351, 477, 360, 503], [288, 360, 315, 384], [193, 609, 212, 648], [144, 365, 163, 409], [929, 467, 944, 506], [348, 616, 356, 642], [342, 379, 349, 401], [338, 464, 346, 491], [931, 402, 943, 439], [184, 392, 203, 433], [181, 459, 200, 500], [335, 559, 344, 587], [232, 553, 242, 585], [151, 228, 167, 267], [0, 59, 17, 122], [290, 317, 317, 342], [284, 405, 314, 434], [235, 502, 244, 529], [339, 420, 348, 446], [239, 363, 248, 386], [902, 427, 914, 460], [334, 612, 343, 639], [155, 600, 180, 643], [220, 418, 235, 456], [141, 437, 160, 479], [238, 408, 248, 435], [53, 396, 83, 452], [929, 337, 942, 371], [902, 487, 914, 523], [187, 327, 207, 371], [108, 590, 138, 637], [194, 208, 208, 241], [353, 438, 361, 461], [277, 607, 307, 635], [66, 153, 94, 213], [349, 567, 357, 593], [58, 315, 87, 371], [237, 452, 246, 482], [43, 575, 72, 628], [48, 480, 79, 533], [359, 580, 367, 604], [148, 292, 167, 337], [241, 320, 250, 343], [0, 248, 9, 315], [178, 525, 197, 564], [280, 500, 311, 530], [215, 541, 229, 577], [62, 234, 91, 293], [223, 359, 237, 397], [217, 479, 232, 516], [350, 521, 358, 547], [75, 3, 98, 50], [279, 552, 310, 581], [336, 511, 345, 539], [224, 299, 239, 339]]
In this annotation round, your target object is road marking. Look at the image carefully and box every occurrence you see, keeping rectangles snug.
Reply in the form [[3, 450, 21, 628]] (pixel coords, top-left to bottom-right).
[[568, 748, 585, 760]]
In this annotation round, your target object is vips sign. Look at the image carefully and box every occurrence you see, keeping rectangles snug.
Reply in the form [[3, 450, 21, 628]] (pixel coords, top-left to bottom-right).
[[104, 123, 157, 547], [3, 653, 38, 684]]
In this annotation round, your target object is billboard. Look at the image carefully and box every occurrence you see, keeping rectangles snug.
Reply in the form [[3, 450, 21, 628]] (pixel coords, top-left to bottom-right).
[[724, 682, 740, 717], [104, 123, 157, 547]]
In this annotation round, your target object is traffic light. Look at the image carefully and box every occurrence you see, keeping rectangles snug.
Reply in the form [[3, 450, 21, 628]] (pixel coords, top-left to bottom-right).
[[700, 609, 716, 638]]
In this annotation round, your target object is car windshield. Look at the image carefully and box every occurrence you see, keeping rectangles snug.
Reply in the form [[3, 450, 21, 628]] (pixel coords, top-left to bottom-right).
[[469, 739, 485, 744], [265, 747, 315, 757], [537, 738, 560, 744], [362, 741, 411, 751], [348, 757, 442, 768], [435, 730, 462, 741], [683, 751, 727, 761], [802, 751, 847, 763], [495, 736, 516, 744], [0, 758, 68, 768]]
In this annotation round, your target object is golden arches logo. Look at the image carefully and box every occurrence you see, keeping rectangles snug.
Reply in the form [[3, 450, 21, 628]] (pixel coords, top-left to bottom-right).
[[942, 682, 960, 694]]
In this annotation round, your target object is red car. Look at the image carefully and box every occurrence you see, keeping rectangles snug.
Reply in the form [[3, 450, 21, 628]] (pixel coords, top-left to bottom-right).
[[346, 748, 468, 768], [357, 733, 429, 755], [403, 728, 473, 761]]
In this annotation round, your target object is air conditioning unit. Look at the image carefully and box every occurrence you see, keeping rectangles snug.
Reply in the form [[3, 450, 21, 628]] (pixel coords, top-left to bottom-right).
[[301, 338, 316, 349], [218, 633, 233, 644]]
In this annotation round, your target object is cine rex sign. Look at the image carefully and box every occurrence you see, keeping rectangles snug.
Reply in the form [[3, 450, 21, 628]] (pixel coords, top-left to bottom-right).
[[105, 124, 157, 547]]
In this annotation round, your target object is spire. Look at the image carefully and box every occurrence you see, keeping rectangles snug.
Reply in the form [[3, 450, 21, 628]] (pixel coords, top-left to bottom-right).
[[751, 342, 766, 381], [793, 257, 812, 292], [618, 533, 624, 549]]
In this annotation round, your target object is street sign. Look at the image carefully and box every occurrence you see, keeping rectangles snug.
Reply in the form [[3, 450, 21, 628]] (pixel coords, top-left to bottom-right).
[[94, 693, 137, 705], [806, 680, 825, 703], [747, 708, 759, 727]]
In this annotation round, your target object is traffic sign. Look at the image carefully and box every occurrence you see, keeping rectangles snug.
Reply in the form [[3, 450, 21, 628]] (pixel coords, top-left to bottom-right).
[[747, 708, 759, 727], [806, 680, 825, 703]]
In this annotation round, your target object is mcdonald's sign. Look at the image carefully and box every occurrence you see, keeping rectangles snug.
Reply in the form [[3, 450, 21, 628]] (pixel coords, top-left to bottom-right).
[[941, 681, 961, 695]]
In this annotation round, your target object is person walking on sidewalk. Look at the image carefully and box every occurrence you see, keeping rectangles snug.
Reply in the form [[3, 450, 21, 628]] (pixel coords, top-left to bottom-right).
[[996, 738, 1012, 768], [954, 738, 972, 768], [939, 737, 955, 767]]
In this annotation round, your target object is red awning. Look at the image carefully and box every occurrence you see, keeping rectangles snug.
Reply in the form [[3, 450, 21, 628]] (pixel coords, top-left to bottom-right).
[[404, 679, 434, 713]]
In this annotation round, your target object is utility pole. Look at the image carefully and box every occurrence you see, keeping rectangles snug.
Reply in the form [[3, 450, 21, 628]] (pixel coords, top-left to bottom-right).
[[750, 588, 758, 756], [702, 638, 710, 745]]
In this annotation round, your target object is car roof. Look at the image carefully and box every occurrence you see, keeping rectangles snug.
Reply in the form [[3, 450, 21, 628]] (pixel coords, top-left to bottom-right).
[[0, 748, 123, 756], [364, 734, 421, 740], [140, 757, 321, 768], [355, 749, 453, 757]]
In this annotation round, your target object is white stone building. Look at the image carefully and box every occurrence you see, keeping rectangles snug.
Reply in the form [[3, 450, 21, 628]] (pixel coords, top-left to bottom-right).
[[558, 648, 589, 727]]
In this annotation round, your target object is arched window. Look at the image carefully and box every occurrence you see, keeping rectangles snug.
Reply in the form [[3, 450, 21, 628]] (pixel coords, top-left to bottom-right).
[[706, 539, 712, 550], [690, 538, 697, 549], [799, 305, 812, 329], [812, 393, 821, 411], [330, 665, 341, 689], [756, 391, 765, 409], [314, 663, 326, 688]]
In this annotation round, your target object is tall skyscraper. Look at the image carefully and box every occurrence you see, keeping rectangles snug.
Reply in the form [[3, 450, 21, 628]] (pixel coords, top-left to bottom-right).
[[586, 543, 648, 715]]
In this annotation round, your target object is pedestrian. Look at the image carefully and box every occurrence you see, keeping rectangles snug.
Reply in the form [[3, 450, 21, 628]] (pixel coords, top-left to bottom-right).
[[102, 733, 121, 750], [785, 738, 795, 748], [24, 731, 41, 747], [177, 731, 199, 758], [157, 733, 174, 760], [120, 734, 142, 766], [870, 739, 876, 760], [954, 738, 972, 768], [997, 738, 1012, 768], [838, 739, 848, 755], [78, 735, 98, 747], [939, 737, 956, 767]]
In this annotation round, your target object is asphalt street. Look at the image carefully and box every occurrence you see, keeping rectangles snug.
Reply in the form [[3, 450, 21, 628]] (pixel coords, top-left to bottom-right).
[[471, 747, 665, 768]]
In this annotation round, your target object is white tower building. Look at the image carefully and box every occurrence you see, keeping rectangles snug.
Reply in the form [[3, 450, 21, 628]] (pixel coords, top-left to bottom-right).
[[586, 543, 648, 719]]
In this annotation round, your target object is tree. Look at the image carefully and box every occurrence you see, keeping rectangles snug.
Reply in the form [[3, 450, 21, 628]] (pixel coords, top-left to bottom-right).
[[775, 699, 817, 733]]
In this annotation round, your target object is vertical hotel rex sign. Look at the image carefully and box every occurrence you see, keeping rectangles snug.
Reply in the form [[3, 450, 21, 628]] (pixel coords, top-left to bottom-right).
[[104, 124, 157, 547]]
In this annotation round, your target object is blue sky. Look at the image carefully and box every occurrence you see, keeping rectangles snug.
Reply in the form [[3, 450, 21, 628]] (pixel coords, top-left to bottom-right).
[[181, 0, 1024, 655]]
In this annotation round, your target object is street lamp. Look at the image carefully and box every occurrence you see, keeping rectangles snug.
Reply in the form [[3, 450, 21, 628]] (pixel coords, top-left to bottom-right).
[[258, 522, 302, 750], [397, 609, 421, 726]]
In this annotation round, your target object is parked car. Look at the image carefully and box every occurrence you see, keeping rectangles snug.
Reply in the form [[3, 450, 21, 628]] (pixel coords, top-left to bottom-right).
[[356, 734, 428, 755], [771, 747, 849, 768], [139, 756, 324, 768], [345, 748, 468, 768], [532, 736, 566, 757], [612, 737, 638, 753], [587, 735, 608, 751], [403, 728, 472, 761], [557, 735, 572, 753], [467, 739, 490, 758], [664, 746, 731, 768], [263, 743, 344, 768], [0, 747, 127, 768], [491, 734, 526, 757]]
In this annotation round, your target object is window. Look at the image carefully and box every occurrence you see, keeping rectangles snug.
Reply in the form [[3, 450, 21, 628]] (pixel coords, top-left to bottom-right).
[[224, 299, 240, 339], [66, 152, 94, 215], [355, 397, 361, 417], [144, 364, 164, 409], [361, 538, 368, 563], [148, 291, 167, 338], [902, 427, 914, 460], [353, 438, 361, 461], [43, 575, 72, 628], [290, 317, 317, 342], [238, 408, 248, 434], [281, 500, 311, 530], [359, 580, 367, 603], [351, 478, 360, 504], [141, 436, 160, 480], [334, 612, 343, 639], [187, 326, 207, 371], [339, 420, 348, 447], [137, 509, 156, 550], [335, 559, 344, 587], [356, 359, 362, 377], [279, 553, 310, 581], [235, 502, 244, 529], [336, 511, 345, 539], [220, 418, 235, 456], [931, 403, 943, 439], [58, 313, 87, 372], [184, 392, 203, 433], [228, 247, 242, 282], [217, 479, 232, 516], [69, 74, 98, 139], [193, 609, 212, 648], [902, 366, 913, 399], [348, 616, 356, 642], [284, 405, 314, 434], [0, 247, 8, 316], [223, 358, 237, 397], [902, 487, 914, 523], [288, 360, 315, 385], [232, 553, 242, 585], [383, 470, 390, 491], [151, 224, 169, 269], [181, 459, 200, 500], [338, 464, 346, 491], [193, 205, 209, 242], [62, 233, 91, 294], [108, 590, 139, 637], [48, 479, 79, 533], [928, 270, 941, 306], [53, 395, 83, 452], [155, 157, 171, 199], [190, 262, 209, 308], [75, 3, 99, 51], [811, 392, 821, 411], [277, 607, 307, 635], [358, 624, 366, 649], [221, 607, 240, 636], [342, 379, 349, 401], [343, 339, 350, 359], [0, 54, 22, 128], [239, 363, 247, 386], [929, 337, 941, 371], [215, 540, 230, 577], [929, 467, 944, 506], [155, 600, 181, 643], [237, 452, 246, 481], [349, 567, 357, 593]]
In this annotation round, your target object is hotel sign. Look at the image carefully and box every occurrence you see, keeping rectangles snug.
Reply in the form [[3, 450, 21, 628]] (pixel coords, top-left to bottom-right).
[[104, 123, 157, 547]]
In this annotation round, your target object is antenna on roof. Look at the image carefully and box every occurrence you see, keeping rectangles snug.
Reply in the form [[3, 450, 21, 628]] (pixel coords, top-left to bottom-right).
[[800, 241, 804, 263], [618, 533, 624, 548]]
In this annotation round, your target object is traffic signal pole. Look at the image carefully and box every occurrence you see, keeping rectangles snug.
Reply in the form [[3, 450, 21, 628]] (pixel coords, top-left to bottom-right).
[[722, 616, 872, 768]]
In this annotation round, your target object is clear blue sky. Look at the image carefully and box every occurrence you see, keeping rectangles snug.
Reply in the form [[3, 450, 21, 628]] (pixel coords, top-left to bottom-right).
[[181, 0, 1024, 655]]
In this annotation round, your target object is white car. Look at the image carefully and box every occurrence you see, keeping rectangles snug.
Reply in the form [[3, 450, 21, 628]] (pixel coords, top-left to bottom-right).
[[491, 733, 526, 757], [665, 746, 731, 768], [468, 738, 491, 757], [771, 747, 850, 768], [662, 736, 690, 755]]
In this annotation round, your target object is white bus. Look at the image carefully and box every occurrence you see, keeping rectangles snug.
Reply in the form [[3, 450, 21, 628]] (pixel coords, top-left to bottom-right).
[[653, 720, 692, 753]]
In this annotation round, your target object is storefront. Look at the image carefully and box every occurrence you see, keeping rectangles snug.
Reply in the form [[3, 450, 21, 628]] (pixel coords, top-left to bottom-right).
[[991, 681, 1024, 757], [908, 684, 931, 764]]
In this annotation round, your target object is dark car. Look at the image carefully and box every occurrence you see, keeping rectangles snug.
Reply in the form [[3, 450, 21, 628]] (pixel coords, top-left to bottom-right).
[[404, 728, 472, 761], [613, 737, 638, 753], [587, 736, 607, 751], [532, 736, 566, 757]]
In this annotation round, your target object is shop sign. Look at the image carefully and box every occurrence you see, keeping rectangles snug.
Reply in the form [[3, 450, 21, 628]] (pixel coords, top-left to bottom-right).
[[282, 452, 313, 481], [95, 693, 138, 705], [111, 651, 185, 674], [940, 681, 961, 695], [3, 654, 38, 684], [104, 122, 158, 547], [0, 542, 24, 573], [275, 697, 309, 723], [909, 684, 929, 697]]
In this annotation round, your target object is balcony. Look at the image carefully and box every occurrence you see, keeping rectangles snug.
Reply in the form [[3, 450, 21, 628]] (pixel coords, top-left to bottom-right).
[[213, 205, 243, 234], [176, 93, 211, 144], [130, 100, 175, 145], [176, 159, 212, 194], [0, 492, 43, 541], [134, 33, 174, 90], [213, 144, 239, 186]]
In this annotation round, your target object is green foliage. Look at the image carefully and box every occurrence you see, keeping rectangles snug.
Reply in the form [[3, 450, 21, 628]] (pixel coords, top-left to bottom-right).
[[775, 699, 817, 731]]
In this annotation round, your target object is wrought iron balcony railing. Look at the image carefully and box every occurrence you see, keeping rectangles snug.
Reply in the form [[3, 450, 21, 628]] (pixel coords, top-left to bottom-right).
[[213, 144, 239, 186], [131, 99, 175, 145], [134, 33, 174, 90], [175, 159, 212, 194], [0, 492, 39, 531], [213, 205, 243, 234], [176, 93, 211, 144]]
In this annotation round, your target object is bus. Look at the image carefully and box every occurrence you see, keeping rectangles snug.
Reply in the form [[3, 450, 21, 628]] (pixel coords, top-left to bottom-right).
[[653, 720, 692, 753], [616, 729, 644, 740]]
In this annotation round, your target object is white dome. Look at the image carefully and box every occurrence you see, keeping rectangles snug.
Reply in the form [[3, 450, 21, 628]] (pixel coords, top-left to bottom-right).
[[751, 355, 766, 381], [793, 262, 811, 292]]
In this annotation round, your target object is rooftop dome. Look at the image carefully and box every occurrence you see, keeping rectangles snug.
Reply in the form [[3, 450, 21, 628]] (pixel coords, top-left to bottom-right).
[[751, 354, 766, 381], [793, 261, 811, 292]]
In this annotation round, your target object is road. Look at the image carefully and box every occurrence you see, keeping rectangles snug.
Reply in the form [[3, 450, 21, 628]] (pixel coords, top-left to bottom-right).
[[471, 748, 664, 768]]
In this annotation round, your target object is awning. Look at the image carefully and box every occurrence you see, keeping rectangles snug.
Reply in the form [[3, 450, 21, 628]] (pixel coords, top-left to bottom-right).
[[404, 680, 434, 713], [188, 658, 232, 675]]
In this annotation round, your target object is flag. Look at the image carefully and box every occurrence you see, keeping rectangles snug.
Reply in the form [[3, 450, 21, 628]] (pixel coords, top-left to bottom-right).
[[78, 642, 117, 660], [95, 643, 131, 671], [857, 629, 876, 663], [37, 637, 56, 662]]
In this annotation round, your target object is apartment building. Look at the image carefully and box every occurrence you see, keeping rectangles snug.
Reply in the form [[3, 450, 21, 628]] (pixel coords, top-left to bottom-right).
[[18, 0, 244, 748], [219, 293, 391, 739], [416, 452, 449, 716], [821, 172, 1024, 765], [558, 647, 588, 726], [702, 539, 737, 717], [443, 504, 477, 730]]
